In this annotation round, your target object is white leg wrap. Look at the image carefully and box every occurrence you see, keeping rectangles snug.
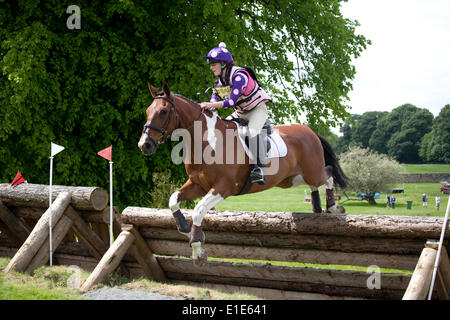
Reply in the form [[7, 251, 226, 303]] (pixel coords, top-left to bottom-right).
[[326, 176, 334, 190], [192, 193, 224, 226], [169, 191, 181, 212]]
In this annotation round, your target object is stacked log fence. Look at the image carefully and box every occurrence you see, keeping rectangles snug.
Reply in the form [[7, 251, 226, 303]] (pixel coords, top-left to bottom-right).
[[1, 183, 449, 300]]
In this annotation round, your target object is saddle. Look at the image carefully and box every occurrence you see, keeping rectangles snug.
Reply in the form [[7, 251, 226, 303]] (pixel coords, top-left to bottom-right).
[[227, 118, 287, 160], [224, 117, 287, 196]]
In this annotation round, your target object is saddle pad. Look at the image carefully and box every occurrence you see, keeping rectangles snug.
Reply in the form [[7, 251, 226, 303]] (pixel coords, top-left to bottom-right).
[[235, 124, 288, 160]]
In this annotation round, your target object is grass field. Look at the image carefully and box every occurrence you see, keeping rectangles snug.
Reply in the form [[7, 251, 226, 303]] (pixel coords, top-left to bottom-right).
[[216, 182, 448, 217], [400, 163, 450, 174]]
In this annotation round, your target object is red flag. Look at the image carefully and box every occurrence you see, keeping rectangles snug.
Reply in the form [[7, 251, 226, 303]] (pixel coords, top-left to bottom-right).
[[11, 171, 26, 187], [97, 145, 112, 161]]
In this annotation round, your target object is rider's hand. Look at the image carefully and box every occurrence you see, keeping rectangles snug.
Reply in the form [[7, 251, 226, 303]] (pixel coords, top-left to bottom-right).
[[200, 102, 217, 110], [200, 102, 210, 110]]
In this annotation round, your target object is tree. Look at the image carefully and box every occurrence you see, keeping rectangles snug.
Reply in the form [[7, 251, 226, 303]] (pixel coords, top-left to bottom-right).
[[367, 104, 433, 162], [386, 109, 433, 163], [0, 1, 370, 208], [419, 105, 450, 163], [339, 146, 402, 204], [336, 111, 387, 153]]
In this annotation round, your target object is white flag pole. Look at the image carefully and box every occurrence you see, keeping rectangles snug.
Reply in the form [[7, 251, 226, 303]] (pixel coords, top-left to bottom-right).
[[109, 160, 113, 247], [49, 156, 54, 266], [49, 142, 64, 267], [427, 194, 450, 300]]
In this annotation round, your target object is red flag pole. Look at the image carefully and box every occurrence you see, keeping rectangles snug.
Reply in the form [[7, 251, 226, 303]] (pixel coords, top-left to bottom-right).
[[97, 145, 113, 247]]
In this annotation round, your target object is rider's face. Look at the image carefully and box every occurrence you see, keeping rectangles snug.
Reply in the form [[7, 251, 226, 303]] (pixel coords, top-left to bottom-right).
[[210, 63, 222, 77]]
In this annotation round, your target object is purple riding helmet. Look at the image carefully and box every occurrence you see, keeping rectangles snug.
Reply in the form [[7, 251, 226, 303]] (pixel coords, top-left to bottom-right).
[[203, 42, 234, 64]]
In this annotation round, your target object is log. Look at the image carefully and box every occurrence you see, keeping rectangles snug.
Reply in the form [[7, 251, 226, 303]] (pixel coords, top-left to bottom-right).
[[167, 273, 405, 300], [146, 239, 419, 270], [0, 219, 25, 247], [0, 201, 30, 243], [121, 225, 166, 282], [425, 241, 450, 294], [26, 215, 73, 272], [63, 206, 109, 260], [3, 192, 72, 273], [157, 256, 411, 291], [139, 227, 426, 255], [403, 247, 437, 300], [12, 206, 116, 224], [80, 230, 135, 292], [0, 183, 108, 211], [121, 207, 450, 239]]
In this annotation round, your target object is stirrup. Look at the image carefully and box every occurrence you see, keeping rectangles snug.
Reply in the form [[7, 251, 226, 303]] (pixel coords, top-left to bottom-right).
[[250, 166, 265, 185]]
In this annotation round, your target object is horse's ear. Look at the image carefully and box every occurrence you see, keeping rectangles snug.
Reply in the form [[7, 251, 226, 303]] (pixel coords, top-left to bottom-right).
[[147, 82, 159, 98], [162, 81, 171, 97]]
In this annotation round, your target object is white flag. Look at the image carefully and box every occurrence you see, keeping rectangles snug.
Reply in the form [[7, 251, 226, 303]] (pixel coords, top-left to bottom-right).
[[51, 142, 65, 157]]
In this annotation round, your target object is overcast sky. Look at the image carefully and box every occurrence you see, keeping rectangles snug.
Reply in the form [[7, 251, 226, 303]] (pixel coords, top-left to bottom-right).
[[340, 0, 450, 118]]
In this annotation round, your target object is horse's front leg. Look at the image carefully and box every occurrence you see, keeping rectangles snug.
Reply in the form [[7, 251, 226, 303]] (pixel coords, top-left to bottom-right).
[[169, 179, 206, 238], [190, 191, 225, 265]]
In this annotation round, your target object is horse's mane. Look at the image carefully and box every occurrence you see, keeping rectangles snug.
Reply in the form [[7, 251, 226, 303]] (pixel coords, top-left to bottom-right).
[[173, 93, 237, 125], [174, 94, 200, 107]]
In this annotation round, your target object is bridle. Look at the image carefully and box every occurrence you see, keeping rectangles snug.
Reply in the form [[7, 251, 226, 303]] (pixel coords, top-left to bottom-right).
[[142, 94, 208, 147], [142, 95, 178, 146]]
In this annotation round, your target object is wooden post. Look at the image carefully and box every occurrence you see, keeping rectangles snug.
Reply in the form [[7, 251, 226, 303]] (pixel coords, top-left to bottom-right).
[[26, 215, 73, 272], [122, 224, 166, 282], [0, 200, 30, 243], [80, 230, 135, 292], [403, 247, 437, 300], [425, 240, 450, 300], [3, 192, 71, 273]]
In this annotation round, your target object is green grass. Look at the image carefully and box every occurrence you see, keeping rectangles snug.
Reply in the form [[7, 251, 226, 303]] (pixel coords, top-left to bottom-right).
[[0, 258, 86, 300], [216, 182, 448, 217], [208, 257, 412, 275], [400, 163, 450, 174]]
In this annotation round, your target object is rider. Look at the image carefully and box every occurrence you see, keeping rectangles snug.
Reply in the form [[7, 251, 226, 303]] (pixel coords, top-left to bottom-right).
[[200, 42, 272, 185]]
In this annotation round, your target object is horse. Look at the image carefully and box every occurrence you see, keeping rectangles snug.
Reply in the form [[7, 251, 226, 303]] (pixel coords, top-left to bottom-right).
[[138, 82, 347, 265]]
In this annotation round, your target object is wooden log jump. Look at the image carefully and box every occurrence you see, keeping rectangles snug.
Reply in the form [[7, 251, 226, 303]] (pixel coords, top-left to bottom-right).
[[117, 207, 450, 300], [0, 184, 118, 274], [1, 183, 449, 300]]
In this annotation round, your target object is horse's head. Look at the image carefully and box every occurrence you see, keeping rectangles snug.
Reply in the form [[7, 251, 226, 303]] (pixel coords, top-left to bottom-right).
[[138, 82, 178, 156]]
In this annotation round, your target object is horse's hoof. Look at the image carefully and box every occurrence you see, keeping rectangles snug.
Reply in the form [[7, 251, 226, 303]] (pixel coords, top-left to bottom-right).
[[326, 205, 346, 214], [191, 241, 208, 266]]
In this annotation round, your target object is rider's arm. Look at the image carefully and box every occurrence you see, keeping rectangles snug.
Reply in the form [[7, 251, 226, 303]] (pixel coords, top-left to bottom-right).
[[201, 72, 248, 110], [222, 72, 248, 108]]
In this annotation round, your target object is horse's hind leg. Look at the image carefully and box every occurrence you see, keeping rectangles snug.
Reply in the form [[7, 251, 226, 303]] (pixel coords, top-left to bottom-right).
[[310, 186, 323, 213], [324, 166, 345, 213]]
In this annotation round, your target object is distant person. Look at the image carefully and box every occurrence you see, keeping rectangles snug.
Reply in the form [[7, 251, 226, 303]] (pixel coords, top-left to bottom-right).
[[422, 193, 428, 208], [436, 195, 440, 211], [391, 196, 396, 209], [386, 195, 391, 208]]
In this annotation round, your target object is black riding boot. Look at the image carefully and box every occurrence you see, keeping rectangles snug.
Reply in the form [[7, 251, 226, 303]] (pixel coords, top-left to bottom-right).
[[249, 133, 267, 185]]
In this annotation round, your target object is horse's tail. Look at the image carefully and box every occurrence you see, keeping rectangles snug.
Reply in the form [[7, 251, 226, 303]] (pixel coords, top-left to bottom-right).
[[317, 134, 348, 189]]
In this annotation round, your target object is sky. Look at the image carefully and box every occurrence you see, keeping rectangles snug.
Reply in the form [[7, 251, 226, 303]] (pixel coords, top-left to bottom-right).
[[340, 0, 450, 118]]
